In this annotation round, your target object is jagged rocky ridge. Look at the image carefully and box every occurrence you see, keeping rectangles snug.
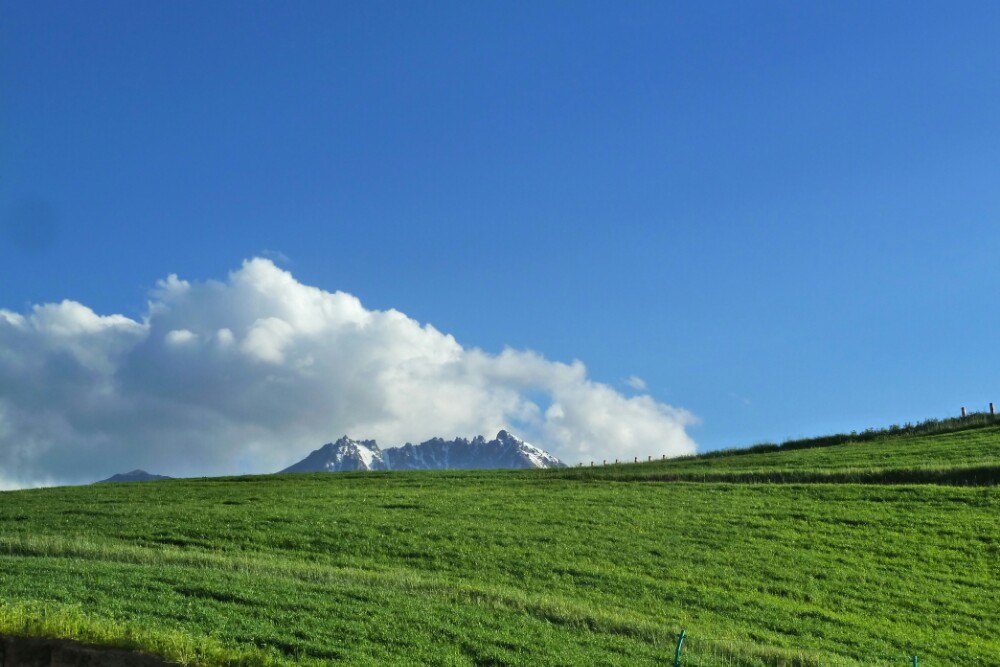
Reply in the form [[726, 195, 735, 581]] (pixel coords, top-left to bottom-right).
[[281, 430, 564, 473]]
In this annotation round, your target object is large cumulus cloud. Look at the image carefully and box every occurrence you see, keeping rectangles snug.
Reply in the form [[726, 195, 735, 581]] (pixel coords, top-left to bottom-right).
[[0, 259, 696, 486]]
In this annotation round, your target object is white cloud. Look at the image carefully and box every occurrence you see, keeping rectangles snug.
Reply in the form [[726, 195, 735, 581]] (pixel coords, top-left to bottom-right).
[[259, 248, 291, 265], [0, 259, 697, 487], [165, 329, 198, 345], [625, 375, 647, 391]]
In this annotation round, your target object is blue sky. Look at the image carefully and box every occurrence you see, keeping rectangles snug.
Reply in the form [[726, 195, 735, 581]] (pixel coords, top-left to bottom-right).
[[3, 1, 1000, 455]]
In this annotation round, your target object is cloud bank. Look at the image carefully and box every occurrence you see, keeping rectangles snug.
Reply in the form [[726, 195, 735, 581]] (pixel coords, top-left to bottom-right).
[[0, 259, 696, 487]]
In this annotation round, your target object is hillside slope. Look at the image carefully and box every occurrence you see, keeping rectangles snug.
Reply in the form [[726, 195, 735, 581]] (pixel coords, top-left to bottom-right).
[[557, 421, 1000, 485], [0, 421, 997, 665]]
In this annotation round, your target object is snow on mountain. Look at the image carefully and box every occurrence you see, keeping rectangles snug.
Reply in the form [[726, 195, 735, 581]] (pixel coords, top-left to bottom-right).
[[497, 430, 563, 469], [280, 436, 387, 473], [281, 430, 564, 473]]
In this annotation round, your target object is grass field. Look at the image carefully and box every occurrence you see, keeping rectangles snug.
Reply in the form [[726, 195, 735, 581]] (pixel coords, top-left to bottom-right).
[[557, 421, 1000, 485], [0, 419, 997, 665]]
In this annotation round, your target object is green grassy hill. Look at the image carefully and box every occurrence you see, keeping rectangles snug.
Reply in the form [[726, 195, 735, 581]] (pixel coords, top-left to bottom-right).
[[557, 419, 1000, 485], [1, 419, 997, 665]]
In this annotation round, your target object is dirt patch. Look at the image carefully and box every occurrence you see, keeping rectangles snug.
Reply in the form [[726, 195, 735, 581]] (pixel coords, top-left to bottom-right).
[[1, 635, 171, 666]]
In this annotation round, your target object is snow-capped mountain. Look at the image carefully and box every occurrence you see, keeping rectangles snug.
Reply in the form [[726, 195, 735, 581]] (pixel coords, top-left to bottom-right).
[[98, 469, 172, 483], [384, 430, 562, 470], [280, 437, 385, 472], [281, 430, 563, 473]]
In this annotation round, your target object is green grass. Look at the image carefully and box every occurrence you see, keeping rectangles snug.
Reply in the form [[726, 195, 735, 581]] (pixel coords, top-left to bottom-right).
[[0, 423, 997, 665], [558, 421, 1000, 485]]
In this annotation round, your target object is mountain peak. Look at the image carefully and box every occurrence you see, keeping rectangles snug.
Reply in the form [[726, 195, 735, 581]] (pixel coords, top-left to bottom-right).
[[281, 437, 385, 473], [98, 469, 171, 484], [283, 430, 563, 473], [495, 429, 520, 442]]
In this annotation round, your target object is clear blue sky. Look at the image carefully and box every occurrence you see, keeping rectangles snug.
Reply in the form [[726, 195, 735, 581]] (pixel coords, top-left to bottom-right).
[[3, 1, 999, 452]]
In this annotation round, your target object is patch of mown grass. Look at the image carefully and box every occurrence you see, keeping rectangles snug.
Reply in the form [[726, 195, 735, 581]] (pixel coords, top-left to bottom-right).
[[0, 425, 997, 664], [0, 601, 278, 665]]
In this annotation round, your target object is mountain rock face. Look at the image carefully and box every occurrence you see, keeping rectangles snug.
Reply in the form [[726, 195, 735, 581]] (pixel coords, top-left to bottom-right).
[[280, 437, 385, 473], [98, 469, 172, 483], [281, 430, 563, 473]]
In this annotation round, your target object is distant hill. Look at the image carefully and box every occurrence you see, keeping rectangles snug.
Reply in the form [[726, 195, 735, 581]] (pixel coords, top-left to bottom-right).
[[281, 429, 564, 472], [97, 469, 172, 483]]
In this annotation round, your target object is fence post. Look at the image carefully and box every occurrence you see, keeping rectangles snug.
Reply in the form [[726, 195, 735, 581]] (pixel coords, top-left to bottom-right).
[[673, 629, 686, 667], [912, 657, 918, 667]]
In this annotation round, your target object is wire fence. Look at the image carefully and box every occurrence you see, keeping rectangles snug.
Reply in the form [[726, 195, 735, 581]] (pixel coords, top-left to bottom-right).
[[670, 631, 922, 666]]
